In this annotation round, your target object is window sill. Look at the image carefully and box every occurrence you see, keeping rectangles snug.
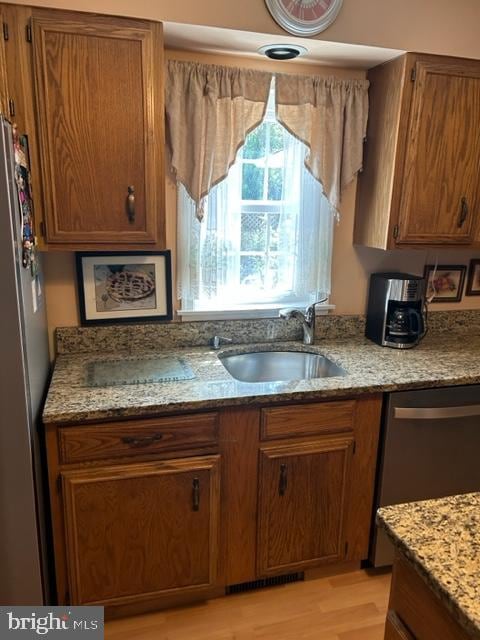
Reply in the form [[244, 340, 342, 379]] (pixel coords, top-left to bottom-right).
[[177, 303, 335, 322]]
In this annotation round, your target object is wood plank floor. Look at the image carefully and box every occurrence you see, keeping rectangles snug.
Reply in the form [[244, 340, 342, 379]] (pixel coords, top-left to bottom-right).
[[105, 569, 391, 640]]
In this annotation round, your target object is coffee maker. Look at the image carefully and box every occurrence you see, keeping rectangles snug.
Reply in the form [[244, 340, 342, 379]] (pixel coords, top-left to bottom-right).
[[365, 273, 426, 348]]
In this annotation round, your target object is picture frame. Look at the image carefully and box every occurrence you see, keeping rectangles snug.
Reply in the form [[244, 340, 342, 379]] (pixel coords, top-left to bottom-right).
[[466, 259, 480, 296], [423, 264, 466, 303], [76, 251, 173, 325]]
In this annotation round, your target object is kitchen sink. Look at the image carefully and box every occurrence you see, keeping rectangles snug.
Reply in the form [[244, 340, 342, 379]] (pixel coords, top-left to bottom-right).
[[218, 350, 347, 383]]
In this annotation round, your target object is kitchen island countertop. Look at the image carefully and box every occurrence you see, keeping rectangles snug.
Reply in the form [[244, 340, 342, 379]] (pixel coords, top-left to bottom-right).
[[377, 493, 480, 638], [43, 332, 480, 424]]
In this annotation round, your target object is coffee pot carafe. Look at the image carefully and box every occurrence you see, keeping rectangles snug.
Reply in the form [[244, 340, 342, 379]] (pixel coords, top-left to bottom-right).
[[389, 308, 424, 337], [366, 273, 427, 349]]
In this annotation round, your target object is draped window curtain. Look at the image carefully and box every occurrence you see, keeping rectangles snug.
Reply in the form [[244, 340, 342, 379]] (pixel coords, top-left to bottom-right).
[[275, 73, 370, 215], [165, 60, 370, 219], [165, 60, 273, 221], [166, 60, 369, 311]]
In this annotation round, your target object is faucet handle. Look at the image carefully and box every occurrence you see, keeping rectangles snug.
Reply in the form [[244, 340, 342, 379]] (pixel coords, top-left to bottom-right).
[[211, 335, 233, 350]]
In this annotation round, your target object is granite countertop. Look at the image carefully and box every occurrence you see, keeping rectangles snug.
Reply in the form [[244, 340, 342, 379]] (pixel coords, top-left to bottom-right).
[[43, 332, 480, 424], [377, 494, 480, 638]]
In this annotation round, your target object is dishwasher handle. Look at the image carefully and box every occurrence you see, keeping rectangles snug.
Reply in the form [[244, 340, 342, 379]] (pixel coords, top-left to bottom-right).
[[394, 405, 480, 420]]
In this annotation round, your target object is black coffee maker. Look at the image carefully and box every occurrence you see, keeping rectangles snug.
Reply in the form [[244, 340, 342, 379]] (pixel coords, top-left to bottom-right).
[[365, 273, 426, 348]]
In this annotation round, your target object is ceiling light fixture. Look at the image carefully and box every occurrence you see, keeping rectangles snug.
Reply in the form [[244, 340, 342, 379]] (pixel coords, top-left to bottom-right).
[[258, 44, 307, 60]]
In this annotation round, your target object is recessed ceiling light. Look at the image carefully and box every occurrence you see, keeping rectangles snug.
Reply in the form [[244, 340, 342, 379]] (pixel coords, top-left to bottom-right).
[[258, 44, 308, 60]]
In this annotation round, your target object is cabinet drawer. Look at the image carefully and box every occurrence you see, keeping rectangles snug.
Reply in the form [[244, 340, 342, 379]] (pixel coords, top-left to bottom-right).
[[260, 401, 355, 441], [58, 413, 219, 464]]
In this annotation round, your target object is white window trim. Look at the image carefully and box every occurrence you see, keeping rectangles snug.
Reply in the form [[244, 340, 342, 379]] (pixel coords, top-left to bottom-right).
[[177, 302, 335, 321]]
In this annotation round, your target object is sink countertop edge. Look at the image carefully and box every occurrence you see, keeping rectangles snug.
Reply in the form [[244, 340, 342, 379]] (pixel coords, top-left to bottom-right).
[[42, 334, 480, 425]]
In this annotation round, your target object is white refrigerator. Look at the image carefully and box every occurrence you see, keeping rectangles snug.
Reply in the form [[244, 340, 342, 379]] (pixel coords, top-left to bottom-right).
[[0, 115, 50, 604]]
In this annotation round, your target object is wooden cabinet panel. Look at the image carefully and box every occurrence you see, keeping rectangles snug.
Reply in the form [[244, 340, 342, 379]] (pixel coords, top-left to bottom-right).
[[260, 400, 355, 441], [385, 611, 415, 640], [355, 53, 480, 248], [398, 60, 480, 244], [0, 7, 8, 116], [257, 436, 354, 576], [58, 413, 219, 463], [1, 4, 47, 243], [62, 456, 220, 605], [387, 554, 471, 640], [32, 11, 165, 246]]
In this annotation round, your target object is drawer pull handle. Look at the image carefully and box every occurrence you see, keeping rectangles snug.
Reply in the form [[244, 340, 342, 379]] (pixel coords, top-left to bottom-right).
[[192, 477, 200, 511], [279, 463, 288, 496], [394, 405, 480, 420], [121, 433, 163, 448], [457, 196, 468, 228], [126, 185, 135, 223]]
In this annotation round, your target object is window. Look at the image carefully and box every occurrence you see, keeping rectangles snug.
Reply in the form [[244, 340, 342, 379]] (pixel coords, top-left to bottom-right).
[[177, 82, 334, 318]]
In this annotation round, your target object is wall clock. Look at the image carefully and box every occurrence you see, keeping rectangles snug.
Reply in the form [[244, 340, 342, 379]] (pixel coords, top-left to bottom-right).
[[265, 0, 343, 37]]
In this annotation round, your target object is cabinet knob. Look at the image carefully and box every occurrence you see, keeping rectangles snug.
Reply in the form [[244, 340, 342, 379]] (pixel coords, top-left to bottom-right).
[[126, 185, 135, 223], [192, 477, 200, 511], [279, 464, 288, 496], [457, 196, 468, 228]]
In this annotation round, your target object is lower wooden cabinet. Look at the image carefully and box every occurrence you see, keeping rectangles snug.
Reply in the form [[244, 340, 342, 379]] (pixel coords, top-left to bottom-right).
[[385, 611, 415, 639], [45, 395, 382, 615], [386, 554, 472, 640], [257, 436, 354, 575], [61, 456, 220, 606]]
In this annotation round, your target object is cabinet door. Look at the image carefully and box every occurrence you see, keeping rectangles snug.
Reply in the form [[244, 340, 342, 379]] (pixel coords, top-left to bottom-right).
[[61, 456, 220, 606], [32, 11, 164, 246], [257, 436, 354, 576], [398, 59, 480, 244]]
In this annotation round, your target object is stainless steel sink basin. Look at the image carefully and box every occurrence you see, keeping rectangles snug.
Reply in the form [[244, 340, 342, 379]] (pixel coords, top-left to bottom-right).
[[218, 350, 347, 383]]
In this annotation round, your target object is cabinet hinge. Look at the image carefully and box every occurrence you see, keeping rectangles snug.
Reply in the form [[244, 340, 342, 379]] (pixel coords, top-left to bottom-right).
[[39, 220, 46, 237], [393, 224, 399, 239], [8, 98, 15, 118], [2, 22, 9, 41], [352, 441, 356, 455], [410, 67, 416, 82], [26, 23, 32, 43], [345, 542, 349, 556], [56, 475, 62, 493]]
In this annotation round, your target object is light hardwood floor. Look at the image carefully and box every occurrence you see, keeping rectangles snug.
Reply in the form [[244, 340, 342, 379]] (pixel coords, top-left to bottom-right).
[[105, 569, 391, 640]]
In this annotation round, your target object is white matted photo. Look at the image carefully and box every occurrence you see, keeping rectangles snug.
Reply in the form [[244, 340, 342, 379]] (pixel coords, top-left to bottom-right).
[[76, 252, 172, 324]]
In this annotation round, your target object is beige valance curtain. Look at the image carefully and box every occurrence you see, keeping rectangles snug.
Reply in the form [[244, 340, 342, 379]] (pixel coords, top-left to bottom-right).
[[275, 74, 370, 213], [165, 60, 273, 220]]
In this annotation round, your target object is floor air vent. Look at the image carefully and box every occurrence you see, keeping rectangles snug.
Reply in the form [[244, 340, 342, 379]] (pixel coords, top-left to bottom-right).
[[226, 572, 304, 595]]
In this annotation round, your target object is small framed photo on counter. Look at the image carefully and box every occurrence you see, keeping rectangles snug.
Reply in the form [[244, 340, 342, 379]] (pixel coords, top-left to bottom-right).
[[76, 251, 173, 325], [424, 264, 466, 303], [466, 259, 480, 296]]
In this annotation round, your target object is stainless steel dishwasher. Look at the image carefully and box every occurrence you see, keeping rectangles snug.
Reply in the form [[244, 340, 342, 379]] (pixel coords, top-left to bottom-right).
[[370, 384, 480, 567]]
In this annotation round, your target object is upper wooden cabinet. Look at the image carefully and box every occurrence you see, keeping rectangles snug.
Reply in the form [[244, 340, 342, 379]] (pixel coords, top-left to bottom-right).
[[31, 10, 165, 247], [355, 53, 480, 249]]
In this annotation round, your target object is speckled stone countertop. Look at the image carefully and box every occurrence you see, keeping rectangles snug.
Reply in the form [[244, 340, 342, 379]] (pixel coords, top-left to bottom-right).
[[377, 494, 480, 638], [43, 331, 480, 424]]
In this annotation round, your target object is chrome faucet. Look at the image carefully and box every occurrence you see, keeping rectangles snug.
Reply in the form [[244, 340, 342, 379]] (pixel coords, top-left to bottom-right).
[[279, 298, 327, 345], [211, 335, 233, 350]]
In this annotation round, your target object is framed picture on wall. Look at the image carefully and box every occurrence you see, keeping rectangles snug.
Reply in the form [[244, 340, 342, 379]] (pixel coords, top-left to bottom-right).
[[466, 259, 480, 296], [76, 251, 173, 325], [423, 264, 466, 303]]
